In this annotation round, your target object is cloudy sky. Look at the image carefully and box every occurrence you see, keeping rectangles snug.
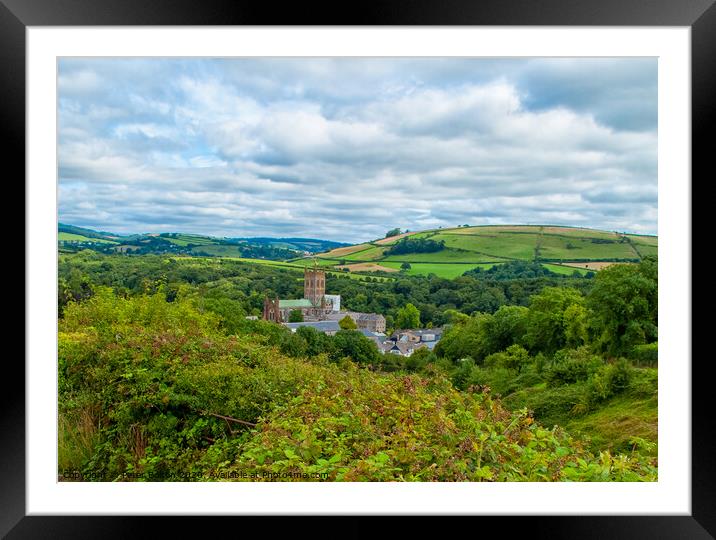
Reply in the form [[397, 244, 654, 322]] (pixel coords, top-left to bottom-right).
[[58, 58, 657, 243]]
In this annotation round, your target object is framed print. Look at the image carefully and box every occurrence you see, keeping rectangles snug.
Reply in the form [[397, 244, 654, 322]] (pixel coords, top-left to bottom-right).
[[7, 0, 713, 537]]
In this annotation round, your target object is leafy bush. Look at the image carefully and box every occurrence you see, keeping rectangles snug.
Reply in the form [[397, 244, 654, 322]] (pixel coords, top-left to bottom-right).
[[484, 344, 532, 371], [504, 383, 589, 426], [545, 347, 603, 387], [630, 342, 658, 366], [57, 267, 658, 482], [231, 369, 655, 482], [582, 360, 633, 407]]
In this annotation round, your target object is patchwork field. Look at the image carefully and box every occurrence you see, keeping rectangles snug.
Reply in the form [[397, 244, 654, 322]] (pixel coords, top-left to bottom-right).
[[58, 222, 654, 281], [299, 225, 655, 278]]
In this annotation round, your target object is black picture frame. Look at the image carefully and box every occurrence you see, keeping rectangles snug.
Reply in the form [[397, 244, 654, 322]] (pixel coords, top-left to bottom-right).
[[6, 0, 711, 537]]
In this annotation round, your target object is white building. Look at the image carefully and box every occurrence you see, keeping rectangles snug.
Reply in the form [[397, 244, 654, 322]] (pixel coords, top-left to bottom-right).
[[323, 294, 341, 312]]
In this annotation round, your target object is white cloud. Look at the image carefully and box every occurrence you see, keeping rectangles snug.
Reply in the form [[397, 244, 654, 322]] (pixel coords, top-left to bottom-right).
[[58, 58, 657, 241]]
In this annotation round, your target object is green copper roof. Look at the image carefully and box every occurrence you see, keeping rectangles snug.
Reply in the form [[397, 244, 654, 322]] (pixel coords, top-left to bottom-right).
[[279, 299, 313, 308]]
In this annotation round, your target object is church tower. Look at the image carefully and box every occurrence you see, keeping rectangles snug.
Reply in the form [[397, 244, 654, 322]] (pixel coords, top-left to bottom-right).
[[263, 296, 281, 322], [304, 260, 325, 307]]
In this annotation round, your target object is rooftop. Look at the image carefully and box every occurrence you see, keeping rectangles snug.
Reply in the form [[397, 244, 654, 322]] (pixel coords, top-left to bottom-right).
[[357, 313, 385, 321], [279, 299, 314, 308], [284, 320, 341, 333]]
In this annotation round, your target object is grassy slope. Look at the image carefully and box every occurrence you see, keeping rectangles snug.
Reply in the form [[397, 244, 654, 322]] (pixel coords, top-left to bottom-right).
[[503, 368, 657, 456], [59, 232, 118, 244], [563, 394, 658, 455]]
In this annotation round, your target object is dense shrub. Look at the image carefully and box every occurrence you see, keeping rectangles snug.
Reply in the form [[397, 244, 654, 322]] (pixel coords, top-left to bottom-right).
[[385, 237, 445, 255], [59, 289, 657, 482], [545, 348, 603, 387], [484, 344, 532, 371], [581, 360, 633, 409], [630, 342, 658, 366], [503, 383, 590, 426]]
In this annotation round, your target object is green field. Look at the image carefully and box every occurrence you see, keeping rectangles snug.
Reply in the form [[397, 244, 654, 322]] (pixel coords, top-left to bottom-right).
[[58, 232, 117, 244], [537, 235, 637, 260], [447, 225, 619, 240], [541, 263, 591, 276], [189, 245, 243, 257], [626, 234, 658, 246], [164, 234, 218, 246], [380, 261, 499, 278], [630, 242, 658, 257], [342, 245, 389, 261], [382, 248, 505, 264]]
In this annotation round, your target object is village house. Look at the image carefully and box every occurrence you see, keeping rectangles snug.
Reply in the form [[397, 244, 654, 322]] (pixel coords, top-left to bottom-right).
[[324, 311, 387, 333], [379, 327, 444, 356]]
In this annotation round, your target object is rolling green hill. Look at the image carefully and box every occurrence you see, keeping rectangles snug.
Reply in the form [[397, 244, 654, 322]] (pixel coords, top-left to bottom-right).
[[58, 224, 348, 259], [305, 225, 657, 278], [58, 222, 657, 279]]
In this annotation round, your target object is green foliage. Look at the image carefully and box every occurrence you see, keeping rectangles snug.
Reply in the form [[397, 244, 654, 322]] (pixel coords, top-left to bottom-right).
[[330, 330, 381, 365], [295, 326, 332, 357], [280, 332, 309, 357], [232, 368, 655, 482], [526, 287, 586, 354], [385, 228, 402, 238], [435, 308, 529, 365], [288, 309, 304, 323], [395, 303, 421, 329], [586, 258, 657, 356], [581, 359, 633, 409], [201, 297, 247, 334], [57, 248, 658, 482], [58, 268, 94, 316], [385, 237, 445, 256], [630, 342, 658, 366], [59, 289, 318, 480], [545, 347, 603, 387], [338, 315, 357, 330], [466, 260, 565, 280], [58, 251, 594, 328], [482, 305, 529, 353], [434, 313, 492, 363], [484, 344, 532, 371]]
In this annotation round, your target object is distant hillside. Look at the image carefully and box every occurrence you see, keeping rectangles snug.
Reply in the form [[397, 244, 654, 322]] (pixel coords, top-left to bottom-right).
[[296, 224, 657, 279], [227, 237, 349, 253], [58, 223, 125, 242], [57, 224, 347, 259]]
